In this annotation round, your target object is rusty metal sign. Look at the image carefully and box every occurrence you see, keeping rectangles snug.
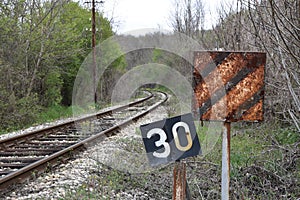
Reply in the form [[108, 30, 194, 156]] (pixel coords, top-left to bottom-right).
[[193, 51, 266, 122]]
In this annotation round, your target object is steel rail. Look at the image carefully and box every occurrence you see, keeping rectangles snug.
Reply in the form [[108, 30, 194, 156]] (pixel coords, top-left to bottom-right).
[[0, 92, 153, 149], [0, 91, 167, 191]]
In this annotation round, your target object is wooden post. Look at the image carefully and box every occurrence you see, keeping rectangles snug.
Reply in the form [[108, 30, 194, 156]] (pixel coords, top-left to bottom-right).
[[173, 161, 187, 200], [221, 122, 231, 200]]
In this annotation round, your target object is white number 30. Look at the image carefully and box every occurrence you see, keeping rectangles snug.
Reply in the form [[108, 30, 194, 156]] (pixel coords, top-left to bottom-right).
[[147, 122, 193, 158]]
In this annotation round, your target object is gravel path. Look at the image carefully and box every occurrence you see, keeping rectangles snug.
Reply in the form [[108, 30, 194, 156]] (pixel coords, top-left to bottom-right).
[[4, 106, 172, 200]]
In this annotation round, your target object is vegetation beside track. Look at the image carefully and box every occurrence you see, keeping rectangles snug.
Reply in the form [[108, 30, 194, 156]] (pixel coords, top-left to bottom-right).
[[62, 93, 299, 199], [0, 105, 71, 134], [62, 125, 299, 199], [61, 125, 298, 199]]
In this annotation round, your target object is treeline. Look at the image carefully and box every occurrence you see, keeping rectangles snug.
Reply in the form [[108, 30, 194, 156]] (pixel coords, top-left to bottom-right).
[[0, 0, 117, 131], [0, 0, 299, 132], [170, 0, 299, 131]]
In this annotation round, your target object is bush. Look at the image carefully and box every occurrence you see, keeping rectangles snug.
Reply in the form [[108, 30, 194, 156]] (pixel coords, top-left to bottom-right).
[[0, 93, 41, 133]]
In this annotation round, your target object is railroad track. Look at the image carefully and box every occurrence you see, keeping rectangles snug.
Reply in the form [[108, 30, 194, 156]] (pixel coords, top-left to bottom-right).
[[0, 91, 167, 192]]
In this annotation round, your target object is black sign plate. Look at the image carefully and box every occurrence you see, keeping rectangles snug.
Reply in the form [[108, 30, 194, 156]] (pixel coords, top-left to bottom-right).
[[140, 113, 201, 166]]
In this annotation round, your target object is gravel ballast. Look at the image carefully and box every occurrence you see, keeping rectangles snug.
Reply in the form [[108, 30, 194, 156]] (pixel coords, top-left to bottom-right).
[[4, 106, 173, 200]]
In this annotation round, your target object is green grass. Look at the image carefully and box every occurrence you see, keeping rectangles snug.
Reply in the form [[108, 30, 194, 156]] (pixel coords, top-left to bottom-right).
[[195, 122, 299, 164], [0, 100, 114, 135], [35, 105, 74, 124], [230, 131, 266, 166], [0, 104, 88, 135], [193, 121, 300, 197], [273, 127, 299, 145]]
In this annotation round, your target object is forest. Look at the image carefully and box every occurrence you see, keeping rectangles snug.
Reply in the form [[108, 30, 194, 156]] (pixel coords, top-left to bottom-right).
[[0, 0, 299, 198], [0, 0, 299, 134]]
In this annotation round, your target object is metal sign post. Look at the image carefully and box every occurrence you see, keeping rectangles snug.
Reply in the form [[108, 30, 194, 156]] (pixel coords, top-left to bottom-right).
[[221, 122, 231, 200]]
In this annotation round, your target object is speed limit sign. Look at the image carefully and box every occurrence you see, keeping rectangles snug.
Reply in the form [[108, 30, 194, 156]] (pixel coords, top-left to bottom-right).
[[140, 113, 201, 166]]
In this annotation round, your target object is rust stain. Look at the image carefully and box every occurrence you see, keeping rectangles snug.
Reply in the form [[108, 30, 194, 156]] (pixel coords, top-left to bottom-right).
[[201, 65, 264, 121], [227, 65, 264, 116], [194, 52, 213, 72], [194, 53, 248, 105]]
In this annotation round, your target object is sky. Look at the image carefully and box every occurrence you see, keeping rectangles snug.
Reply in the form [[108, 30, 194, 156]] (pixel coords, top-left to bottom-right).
[[94, 0, 236, 34]]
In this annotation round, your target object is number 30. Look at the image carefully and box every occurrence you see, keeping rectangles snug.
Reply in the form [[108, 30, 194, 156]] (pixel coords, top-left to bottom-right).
[[147, 122, 193, 158]]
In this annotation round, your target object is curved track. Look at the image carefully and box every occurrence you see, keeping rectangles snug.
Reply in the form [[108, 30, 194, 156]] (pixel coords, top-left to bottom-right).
[[0, 91, 167, 192]]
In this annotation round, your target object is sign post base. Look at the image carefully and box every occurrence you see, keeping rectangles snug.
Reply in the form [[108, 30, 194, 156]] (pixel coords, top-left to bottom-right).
[[173, 161, 188, 200]]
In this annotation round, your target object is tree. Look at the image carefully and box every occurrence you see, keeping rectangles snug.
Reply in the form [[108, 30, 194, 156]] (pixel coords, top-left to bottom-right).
[[242, 0, 300, 131], [170, 0, 205, 39], [0, 0, 118, 131], [0, 0, 69, 130], [209, 0, 299, 131]]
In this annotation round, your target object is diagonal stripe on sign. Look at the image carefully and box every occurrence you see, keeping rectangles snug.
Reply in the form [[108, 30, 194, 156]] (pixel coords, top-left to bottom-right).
[[232, 89, 264, 120], [194, 52, 230, 78], [240, 99, 263, 121], [194, 53, 251, 107], [197, 63, 260, 115]]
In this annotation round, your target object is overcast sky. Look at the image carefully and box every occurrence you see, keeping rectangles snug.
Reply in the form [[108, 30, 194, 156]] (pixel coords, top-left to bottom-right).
[[94, 0, 236, 34]]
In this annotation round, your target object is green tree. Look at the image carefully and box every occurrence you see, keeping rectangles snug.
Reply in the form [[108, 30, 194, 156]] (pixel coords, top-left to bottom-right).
[[0, 0, 120, 131]]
